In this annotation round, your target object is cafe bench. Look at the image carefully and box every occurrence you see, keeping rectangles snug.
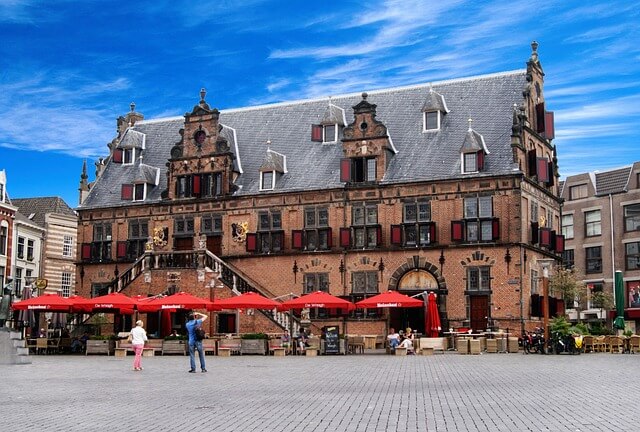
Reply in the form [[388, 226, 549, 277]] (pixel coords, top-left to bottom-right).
[[115, 341, 155, 357]]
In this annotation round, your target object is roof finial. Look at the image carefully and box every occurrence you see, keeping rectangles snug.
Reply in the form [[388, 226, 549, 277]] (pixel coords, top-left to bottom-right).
[[130, 102, 136, 112], [468, 118, 473, 131], [429, 82, 433, 93], [362, 92, 368, 100], [266, 139, 271, 148], [530, 40, 539, 63], [200, 88, 207, 102]]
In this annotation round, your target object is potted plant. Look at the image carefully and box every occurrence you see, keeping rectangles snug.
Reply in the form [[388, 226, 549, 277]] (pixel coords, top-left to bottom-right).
[[240, 333, 268, 355]]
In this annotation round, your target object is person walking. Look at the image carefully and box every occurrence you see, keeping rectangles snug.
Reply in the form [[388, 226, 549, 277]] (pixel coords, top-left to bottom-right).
[[130, 320, 148, 371], [186, 311, 207, 373]]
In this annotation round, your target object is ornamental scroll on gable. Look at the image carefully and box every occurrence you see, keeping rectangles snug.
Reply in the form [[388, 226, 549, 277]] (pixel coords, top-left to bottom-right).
[[232, 222, 248, 243]]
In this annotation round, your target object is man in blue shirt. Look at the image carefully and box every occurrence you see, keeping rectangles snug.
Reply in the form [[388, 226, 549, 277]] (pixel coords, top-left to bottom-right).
[[186, 311, 208, 373]]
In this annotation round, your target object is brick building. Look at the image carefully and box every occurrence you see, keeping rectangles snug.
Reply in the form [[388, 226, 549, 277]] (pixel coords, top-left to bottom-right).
[[560, 161, 640, 329], [76, 42, 564, 338], [0, 170, 16, 292]]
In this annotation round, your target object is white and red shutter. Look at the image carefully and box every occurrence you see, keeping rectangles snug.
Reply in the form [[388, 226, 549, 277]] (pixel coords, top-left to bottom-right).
[[339, 228, 351, 248], [81, 243, 91, 261], [292, 230, 304, 250], [340, 158, 351, 183], [543, 111, 555, 140], [116, 241, 127, 259], [535, 103, 545, 133], [429, 223, 437, 244], [451, 221, 464, 242], [246, 233, 257, 252], [547, 161, 555, 186], [492, 218, 500, 240], [121, 184, 133, 200], [477, 151, 485, 171], [554, 234, 565, 253], [531, 222, 539, 244], [376, 225, 382, 247], [112, 148, 123, 163], [539, 228, 552, 248], [390, 225, 402, 245], [325, 227, 333, 248], [536, 158, 549, 183], [528, 149, 537, 177], [192, 175, 201, 197], [311, 124, 323, 142]]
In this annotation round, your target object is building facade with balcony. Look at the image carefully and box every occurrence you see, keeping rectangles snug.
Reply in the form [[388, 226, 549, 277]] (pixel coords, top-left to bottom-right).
[[560, 162, 640, 328], [75, 43, 565, 338]]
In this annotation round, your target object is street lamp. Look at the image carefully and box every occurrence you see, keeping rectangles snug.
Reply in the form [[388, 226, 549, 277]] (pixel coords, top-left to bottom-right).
[[538, 258, 555, 353]]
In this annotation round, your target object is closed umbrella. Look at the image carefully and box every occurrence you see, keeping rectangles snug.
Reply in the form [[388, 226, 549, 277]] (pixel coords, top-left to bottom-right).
[[424, 292, 441, 337], [614, 270, 625, 330]]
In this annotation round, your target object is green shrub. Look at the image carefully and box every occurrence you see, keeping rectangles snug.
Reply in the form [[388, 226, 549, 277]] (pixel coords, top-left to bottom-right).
[[241, 332, 267, 339]]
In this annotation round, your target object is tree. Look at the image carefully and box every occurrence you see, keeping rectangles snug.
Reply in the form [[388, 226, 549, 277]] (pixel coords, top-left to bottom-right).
[[549, 268, 587, 311]]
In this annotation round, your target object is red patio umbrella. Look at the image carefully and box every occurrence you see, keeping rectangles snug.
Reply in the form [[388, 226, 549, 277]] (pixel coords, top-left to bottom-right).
[[137, 291, 215, 313], [74, 292, 138, 314], [212, 291, 280, 310], [279, 291, 355, 311], [12, 293, 75, 312], [424, 292, 442, 337], [355, 290, 423, 309]]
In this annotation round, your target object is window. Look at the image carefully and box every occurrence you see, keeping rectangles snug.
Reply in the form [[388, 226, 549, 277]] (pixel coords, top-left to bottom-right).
[[14, 267, 22, 298], [562, 214, 574, 239], [133, 184, 145, 201], [351, 203, 380, 249], [293, 207, 331, 251], [61, 272, 72, 297], [63, 235, 73, 257], [531, 269, 539, 295], [0, 183, 3, 202], [176, 176, 191, 198], [585, 210, 601, 237], [464, 196, 495, 242], [624, 203, 640, 232], [0, 226, 6, 255], [123, 148, 134, 165], [352, 271, 379, 294], [91, 223, 112, 262], [531, 202, 538, 224], [304, 273, 329, 293], [174, 217, 195, 236], [561, 249, 575, 269], [91, 283, 110, 298], [0, 266, 4, 288], [324, 124, 337, 142], [587, 283, 604, 309], [463, 152, 478, 173], [626, 242, 640, 270], [17, 237, 25, 259], [569, 184, 588, 200], [467, 267, 490, 291], [255, 211, 283, 254], [260, 171, 275, 191], [201, 173, 223, 197], [586, 246, 602, 274], [123, 219, 149, 260], [393, 201, 434, 247], [423, 111, 440, 131], [201, 214, 223, 234], [27, 239, 34, 260], [342, 157, 377, 183]]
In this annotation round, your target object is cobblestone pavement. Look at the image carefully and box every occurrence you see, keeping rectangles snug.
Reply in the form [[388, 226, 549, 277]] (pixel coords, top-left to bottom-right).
[[1, 351, 638, 432]]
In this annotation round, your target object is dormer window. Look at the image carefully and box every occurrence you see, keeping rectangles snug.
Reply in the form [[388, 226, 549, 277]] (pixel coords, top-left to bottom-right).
[[423, 111, 440, 132], [113, 148, 135, 165], [421, 86, 448, 133], [324, 124, 337, 142], [260, 171, 275, 191], [341, 157, 377, 183], [121, 183, 146, 201], [134, 184, 145, 201], [462, 151, 484, 173], [460, 120, 488, 174]]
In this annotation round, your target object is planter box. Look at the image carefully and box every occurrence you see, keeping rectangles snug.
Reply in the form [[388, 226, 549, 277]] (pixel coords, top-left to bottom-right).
[[240, 339, 268, 355], [86, 340, 115, 356]]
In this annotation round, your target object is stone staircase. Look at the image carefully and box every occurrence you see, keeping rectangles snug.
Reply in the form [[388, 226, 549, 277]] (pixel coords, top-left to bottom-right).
[[0, 329, 32, 365]]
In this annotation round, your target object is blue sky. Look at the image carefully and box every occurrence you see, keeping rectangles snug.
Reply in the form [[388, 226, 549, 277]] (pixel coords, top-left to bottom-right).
[[1, 0, 638, 208]]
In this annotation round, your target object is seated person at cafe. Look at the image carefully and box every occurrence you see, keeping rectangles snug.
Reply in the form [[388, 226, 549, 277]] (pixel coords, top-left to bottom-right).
[[398, 335, 415, 354], [387, 328, 400, 351], [282, 329, 291, 353], [71, 332, 89, 353], [169, 329, 179, 337], [296, 329, 308, 354]]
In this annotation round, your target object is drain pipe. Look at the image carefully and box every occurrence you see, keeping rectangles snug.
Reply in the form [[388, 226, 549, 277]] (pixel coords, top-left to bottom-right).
[[609, 193, 616, 308]]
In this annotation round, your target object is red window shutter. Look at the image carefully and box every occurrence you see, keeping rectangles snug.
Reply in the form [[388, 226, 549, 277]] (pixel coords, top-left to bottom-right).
[[325, 227, 333, 248], [113, 148, 123, 163], [246, 233, 257, 252], [192, 175, 201, 196], [429, 223, 437, 243], [292, 230, 303, 249], [477, 151, 485, 171], [537, 158, 549, 182], [536, 103, 545, 133], [528, 149, 537, 177], [492, 218, 500, 240], [311, 124, 323, 142], [116, 241, 127, 259], [544, 111, 555, 139], [339, 228, 351, 248], [340, 158, 351, 183], [376, 225, 382, 247], [554, 234, 565, 253], [531, 222, 539, 244], [390, 225, 402, 245], [547, 161, 555, 186], [81, 243, 91, 260], [539, 228, 552, 248], [451, 221, 464, 242], [121, 184, 133, 200]]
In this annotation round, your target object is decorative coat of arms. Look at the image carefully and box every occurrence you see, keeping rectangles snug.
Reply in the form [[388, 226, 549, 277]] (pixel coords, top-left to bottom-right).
[[231, 221, 248, 242], [153, 226, 168, 247]]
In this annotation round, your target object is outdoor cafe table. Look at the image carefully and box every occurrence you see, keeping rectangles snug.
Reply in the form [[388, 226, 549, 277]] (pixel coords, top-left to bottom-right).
[[362, 335, 378, 350]]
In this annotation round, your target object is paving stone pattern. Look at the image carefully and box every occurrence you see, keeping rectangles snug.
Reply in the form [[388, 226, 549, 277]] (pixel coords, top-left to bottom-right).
[[1, 353, 638, 431]]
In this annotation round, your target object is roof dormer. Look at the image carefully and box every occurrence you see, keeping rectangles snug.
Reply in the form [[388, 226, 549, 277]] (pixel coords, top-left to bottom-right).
[[421, 85, 449, 132], [312, 100, 347, 143], [259, 142, 287, 191], [460, 119, 489, 174]]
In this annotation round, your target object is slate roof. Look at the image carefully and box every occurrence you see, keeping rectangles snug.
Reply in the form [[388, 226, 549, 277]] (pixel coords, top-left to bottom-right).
[[80, 70, 528, 210], [12, 197, 76, 227], [594, 166, 632, 196]]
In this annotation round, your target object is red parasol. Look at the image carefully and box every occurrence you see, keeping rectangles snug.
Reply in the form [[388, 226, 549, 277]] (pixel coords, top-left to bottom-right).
[[12, 293, 75, 312], [212, 291, 280, 310], [424, 292, 442, 337], [355, 290, 423, 309], [73, 292, 138, 314], [137, 291, 215, 313], [279, 291, 355, 311]]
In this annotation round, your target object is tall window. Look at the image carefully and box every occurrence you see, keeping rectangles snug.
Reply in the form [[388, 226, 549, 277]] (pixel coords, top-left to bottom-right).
[[586, 246, 602, 274], [467, 267, 490, 291], [304, 273, 329, 293], [17, 237, 25, 259], [126, 219, 149, 260], [14, 267, 22, 298], [463, 152, 478, 173], [303, 207, 330, 251], [401, 201, 433, 247], [27, 239, 34, 260], [587, 283, 604, 309], [202, 173, 223, 197], [561, 214, 574, 239], [531, 269, 539, 295], [91, 223, 112, 262], [624, 203, 640, 232], [201, 214, 222, 234], [561, 249, 575, 269], [176, 176, 191, 198], [260, 171, 275, 191], [0, 226, 7, 255], [352, 203, 379, 248], [323, 124, 337, 142], [423, 111, 440, 131], [257, 211, 283, 253], [585, 210, 601, 236], [352, 271, 378, 294], [569, 184, 588, 200], [61, 272, 72, 297], [63, 235, 73, 257], [464, 196, 493, 241], [133, 184, 145, 201], [352, 157, 377, 183], [626, 242, 640, 271], [91, 283, 110, 298]]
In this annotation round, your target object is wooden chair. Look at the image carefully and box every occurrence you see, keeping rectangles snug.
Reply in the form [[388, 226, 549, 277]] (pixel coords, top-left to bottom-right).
[[603, 335, 612, 353], [609, 336, 623, 353], [593, 336, 605, 352], [582, 335, 595, 353], [36, 338, 48, 355], [348, 336, 365, 354], [629, 335, 640, 354]]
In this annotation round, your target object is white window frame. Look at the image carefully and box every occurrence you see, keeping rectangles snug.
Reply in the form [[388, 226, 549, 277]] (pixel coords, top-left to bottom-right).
[[562, 214, 574, 239], [462, 152, 478, 173], [123, 148, 135, 165], [260, 171, 275, 191], [61, 272, 72, 297], [63, 235, 73, 257], [323, 124, 338, 143], [133, 184, 146, 202], [423, 111, 440, 132]]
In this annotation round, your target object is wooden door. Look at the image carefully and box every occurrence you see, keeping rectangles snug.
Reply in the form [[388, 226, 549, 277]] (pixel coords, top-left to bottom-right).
[[206, 235, 222, 256], [174, 237, 193, 251], [469, 295, 489, 331]]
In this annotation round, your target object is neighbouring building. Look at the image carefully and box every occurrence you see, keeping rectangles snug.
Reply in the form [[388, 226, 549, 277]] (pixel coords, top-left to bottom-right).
[[12, 197, 78, 298], [0, 170, 16, 292], [76, 42, 565, 338], [12, 211, 45, 298], [560, 162, 640, 330]]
